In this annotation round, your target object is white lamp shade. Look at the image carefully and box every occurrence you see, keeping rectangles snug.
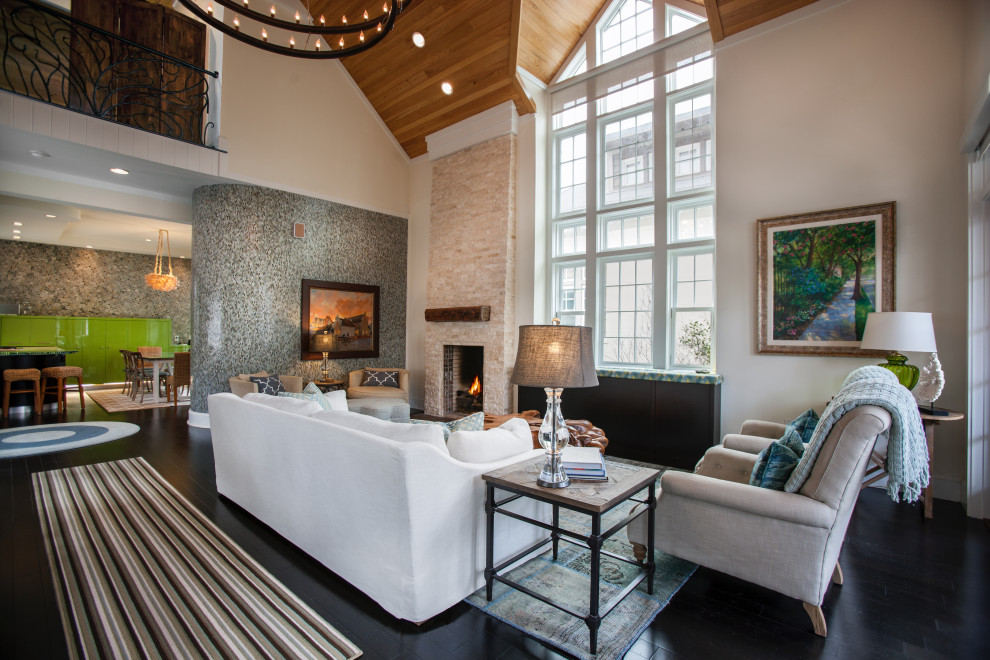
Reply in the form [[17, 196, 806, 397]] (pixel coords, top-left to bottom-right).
[[860, 312, 937, 353]]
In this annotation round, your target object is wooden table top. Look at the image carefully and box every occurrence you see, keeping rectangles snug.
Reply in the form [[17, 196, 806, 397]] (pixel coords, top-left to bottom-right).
[[919, 407, 964, 422], [483, 456, 660, 514]]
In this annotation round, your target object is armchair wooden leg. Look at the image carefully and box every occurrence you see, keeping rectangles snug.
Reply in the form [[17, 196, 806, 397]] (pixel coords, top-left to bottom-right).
[[631, 541, 647, 563], [803, 602, 828, 637], [832, 562, 843, 586]]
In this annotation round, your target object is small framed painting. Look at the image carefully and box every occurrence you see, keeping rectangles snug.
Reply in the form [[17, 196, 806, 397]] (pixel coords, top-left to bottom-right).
[[301, 280, 380, 360], [757, 202, 895, 356]]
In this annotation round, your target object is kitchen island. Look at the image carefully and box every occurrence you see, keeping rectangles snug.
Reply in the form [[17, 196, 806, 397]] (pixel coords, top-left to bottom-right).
[[0, 346, 77, 414]]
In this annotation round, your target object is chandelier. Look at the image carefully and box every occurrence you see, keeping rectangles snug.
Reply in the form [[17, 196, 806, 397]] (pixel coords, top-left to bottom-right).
[[174, 0, 413, 59], [146, 230, 179, 292]]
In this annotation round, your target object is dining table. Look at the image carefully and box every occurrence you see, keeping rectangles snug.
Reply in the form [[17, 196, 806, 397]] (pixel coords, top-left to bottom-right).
[[141, 354, 175, 403]]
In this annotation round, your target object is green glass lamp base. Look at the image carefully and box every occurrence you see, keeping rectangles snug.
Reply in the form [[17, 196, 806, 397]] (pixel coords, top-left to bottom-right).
[[878, 353, 919, 390]]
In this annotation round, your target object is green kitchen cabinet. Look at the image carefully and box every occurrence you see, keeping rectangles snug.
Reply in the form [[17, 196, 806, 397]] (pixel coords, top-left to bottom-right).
[[148, 319, 170, 348], [79, 318, 106, 350], [1, 316, 31, 345], [128, 319, 149, 350], [30, 317, 58, 345], [80, 348, 107, 385]]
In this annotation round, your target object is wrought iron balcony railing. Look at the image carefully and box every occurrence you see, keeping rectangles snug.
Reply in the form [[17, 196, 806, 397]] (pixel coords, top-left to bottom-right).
[[0, 0, 218, 148]]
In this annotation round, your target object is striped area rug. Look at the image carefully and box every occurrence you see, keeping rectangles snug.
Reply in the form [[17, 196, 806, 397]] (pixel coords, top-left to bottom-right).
[[33, 458, 361, 659], [87, 390, 190, 413]]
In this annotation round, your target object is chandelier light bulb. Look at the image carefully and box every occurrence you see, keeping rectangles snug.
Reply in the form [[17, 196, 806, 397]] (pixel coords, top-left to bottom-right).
[[233, 15, 240, 29], [342, 14, 347, 24], [243, 0, 248, 6], [289, 36, 295, 48], [363, 9, 369, 20], [315, 38, 322, 50], [383, 3, 388, 12], [359, 30, 365, 42], [339, 36, 345, 48], [270, 5, 275, 17], [319, 14, 325, 25], [295, 11, 300, 23], [206, 3, 213, 15], [376, 22, 382, 32], [261, 28, 268, 41]]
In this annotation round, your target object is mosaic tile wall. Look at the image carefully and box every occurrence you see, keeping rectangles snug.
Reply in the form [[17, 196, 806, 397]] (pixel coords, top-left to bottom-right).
[[0, 239, 191, 338], [191, 184, 408, 413]]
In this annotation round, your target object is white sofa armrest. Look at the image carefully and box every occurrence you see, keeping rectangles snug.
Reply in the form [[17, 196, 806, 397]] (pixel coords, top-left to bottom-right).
[[660, 471, 836, 528]]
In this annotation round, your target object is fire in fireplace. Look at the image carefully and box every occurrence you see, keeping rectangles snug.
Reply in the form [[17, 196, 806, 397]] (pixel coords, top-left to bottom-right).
[[443, 345, 484, 415]]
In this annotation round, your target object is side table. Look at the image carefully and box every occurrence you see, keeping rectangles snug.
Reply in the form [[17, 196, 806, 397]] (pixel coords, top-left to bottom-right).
[[482, 457, 659, 655], [312, 379, 344, 393], [861, 406, 964, 519]]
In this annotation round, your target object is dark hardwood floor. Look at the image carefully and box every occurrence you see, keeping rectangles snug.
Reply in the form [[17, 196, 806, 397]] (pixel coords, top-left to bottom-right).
[[3, 398, 988, 659]]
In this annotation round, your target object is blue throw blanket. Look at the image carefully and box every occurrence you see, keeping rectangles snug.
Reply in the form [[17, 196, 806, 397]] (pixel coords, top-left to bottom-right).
[[785, 366, 929, 502]]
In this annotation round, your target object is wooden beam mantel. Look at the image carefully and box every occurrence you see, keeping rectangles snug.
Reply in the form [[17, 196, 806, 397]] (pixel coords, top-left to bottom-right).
[[425, 306, 492, 322]]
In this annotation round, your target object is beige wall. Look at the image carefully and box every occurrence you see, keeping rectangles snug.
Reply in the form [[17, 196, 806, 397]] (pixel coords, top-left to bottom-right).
[[219, 38, 410, 217], [715, 0, 969, 497]]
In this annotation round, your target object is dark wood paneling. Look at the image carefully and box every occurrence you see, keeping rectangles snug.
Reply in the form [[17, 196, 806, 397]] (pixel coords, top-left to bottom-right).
[[162, 9, 206, 142], [519, 376, 719, 469]]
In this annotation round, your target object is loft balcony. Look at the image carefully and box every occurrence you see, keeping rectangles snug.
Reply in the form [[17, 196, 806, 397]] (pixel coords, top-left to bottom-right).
[[0, 0, 219, 150]]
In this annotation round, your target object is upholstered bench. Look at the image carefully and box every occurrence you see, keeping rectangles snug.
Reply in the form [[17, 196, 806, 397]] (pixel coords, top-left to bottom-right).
[[347, 397, 411, 422]]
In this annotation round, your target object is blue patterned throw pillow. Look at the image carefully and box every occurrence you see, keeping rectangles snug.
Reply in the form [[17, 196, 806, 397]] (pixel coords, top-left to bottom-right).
[[250, 375, 285, 396], [750, 426, 805, 490], [362, 369, 400, 388], [408, 411, 485, 442], [278, 382, 332, 411], [788, 408, 820, 444]]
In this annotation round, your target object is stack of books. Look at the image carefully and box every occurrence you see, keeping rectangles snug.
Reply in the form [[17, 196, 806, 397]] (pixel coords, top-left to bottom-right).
[[561, 446, 607, 482]]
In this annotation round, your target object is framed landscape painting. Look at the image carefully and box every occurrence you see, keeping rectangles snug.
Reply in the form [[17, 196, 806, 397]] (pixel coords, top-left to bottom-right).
[[301, 279, 380, 360], [757, 202, 895, 356]]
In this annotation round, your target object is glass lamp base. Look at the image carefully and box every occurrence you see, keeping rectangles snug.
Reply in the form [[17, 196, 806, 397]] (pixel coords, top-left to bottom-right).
[[537, 459, 570, 489], [878, 352, 919, 390]]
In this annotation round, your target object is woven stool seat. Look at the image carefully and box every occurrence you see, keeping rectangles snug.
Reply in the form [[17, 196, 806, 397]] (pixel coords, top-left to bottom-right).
[[4, 368, 41, 381], [41, 366, 84, 378], [3, 368, 42, 417], [41, 366, 85, 414]]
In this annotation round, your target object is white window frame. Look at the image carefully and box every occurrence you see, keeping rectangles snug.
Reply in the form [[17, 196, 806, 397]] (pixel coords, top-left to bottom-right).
[[552, 260, 588, 327], [597, 252, 655, 367], [668, 245, 715, 369]]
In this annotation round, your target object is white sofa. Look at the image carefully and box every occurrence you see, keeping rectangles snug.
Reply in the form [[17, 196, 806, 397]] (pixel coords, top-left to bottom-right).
[[208, 392, 546, 622]]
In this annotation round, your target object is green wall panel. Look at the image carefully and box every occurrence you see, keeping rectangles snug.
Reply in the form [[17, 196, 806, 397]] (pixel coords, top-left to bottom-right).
[[128, 319, 149, 350], [1, 317, 31, 345], [30, 318, 57, 345]]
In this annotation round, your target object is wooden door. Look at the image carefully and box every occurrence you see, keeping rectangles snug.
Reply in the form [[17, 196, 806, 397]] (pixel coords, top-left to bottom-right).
[[162, 10, 206, 143], [69, 0, 115, 115], [114, 0, 164, 134]]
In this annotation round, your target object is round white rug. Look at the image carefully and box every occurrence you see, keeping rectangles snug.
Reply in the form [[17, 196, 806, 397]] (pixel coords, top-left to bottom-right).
[[0, 422, 140, 459]]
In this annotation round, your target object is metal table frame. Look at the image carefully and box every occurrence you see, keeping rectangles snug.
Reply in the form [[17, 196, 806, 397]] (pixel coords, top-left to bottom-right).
[[483, 477, 656, 655]]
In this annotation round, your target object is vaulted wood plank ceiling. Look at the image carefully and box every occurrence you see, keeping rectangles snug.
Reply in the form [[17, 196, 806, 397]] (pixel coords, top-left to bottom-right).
[[308, 0, 819, 158]]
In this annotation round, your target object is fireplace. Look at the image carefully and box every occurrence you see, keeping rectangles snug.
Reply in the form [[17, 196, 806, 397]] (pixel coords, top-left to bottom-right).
[[443, 345, 484, 415]]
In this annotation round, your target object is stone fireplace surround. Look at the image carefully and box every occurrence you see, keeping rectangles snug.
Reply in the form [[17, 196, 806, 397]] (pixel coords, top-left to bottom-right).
[[424, 125, 518, 416]]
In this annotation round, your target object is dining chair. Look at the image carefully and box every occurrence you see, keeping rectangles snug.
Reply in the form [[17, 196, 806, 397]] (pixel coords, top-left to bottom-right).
[[166, 352, 191, 408]]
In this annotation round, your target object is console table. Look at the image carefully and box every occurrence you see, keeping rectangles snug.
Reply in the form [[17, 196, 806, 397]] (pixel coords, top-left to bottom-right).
[[482, 457, 659, 655]]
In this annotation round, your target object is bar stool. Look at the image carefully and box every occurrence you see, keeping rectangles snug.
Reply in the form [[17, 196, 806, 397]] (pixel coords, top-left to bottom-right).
[[2, 368, 43, 418], [41, 366, 86, 414]]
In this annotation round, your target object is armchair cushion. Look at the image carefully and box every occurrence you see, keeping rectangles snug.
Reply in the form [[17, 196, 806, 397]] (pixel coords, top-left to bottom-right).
[[789, 408, 820, 443], [361, 369, 400, 388], [347, 368, 410, 401], [738, 419, 788, 439], [408, 411, 485, 442], [749, 428, 804, 490], [250, 375, 286, 396]]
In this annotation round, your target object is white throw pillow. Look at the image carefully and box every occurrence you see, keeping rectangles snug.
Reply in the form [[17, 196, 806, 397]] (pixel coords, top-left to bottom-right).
[[311, 409, 447, 454], [323, 389, 348, 411], [448, 417, 533, 464], [243, 392, 323, 417]]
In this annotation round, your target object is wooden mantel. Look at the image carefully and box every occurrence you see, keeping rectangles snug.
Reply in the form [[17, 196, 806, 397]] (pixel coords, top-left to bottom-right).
[[425, 306, 491, 322]]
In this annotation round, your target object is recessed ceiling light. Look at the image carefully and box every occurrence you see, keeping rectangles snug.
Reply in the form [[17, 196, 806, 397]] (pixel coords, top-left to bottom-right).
[[110, 167, 129, 175], [12, 230, 20, 234], [441, 81, 453, 95], [179, 255, 185, 258], [145, 238, 152, 242], [29, 149, 50, 158], [13, 222, 22, 226], [86, 245, 93, 249], [13, 236, 21, 240], [45, 214, 56, 218], [411, 32, 425, 48]]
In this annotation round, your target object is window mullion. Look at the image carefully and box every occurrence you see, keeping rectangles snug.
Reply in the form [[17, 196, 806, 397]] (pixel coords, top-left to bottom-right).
[[584, 112, 597, 356], [653, 72, 668, 369]]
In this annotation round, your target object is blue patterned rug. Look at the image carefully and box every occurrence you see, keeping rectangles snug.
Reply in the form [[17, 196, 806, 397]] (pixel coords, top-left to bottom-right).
[[466, 498, 695, 660], [0, 422, 140, 459]]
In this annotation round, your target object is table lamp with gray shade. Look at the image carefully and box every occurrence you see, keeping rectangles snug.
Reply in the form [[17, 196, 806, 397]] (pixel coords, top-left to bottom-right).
[[859, 312, 937, 390], [510, 320, 599, 488], [312, 331, 334, 381]]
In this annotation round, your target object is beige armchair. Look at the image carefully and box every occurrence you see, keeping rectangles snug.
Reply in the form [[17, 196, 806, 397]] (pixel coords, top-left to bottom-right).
[[228, 371, 304, 397], [627, 404, 891, 637], [346, 368, 409, 401]]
